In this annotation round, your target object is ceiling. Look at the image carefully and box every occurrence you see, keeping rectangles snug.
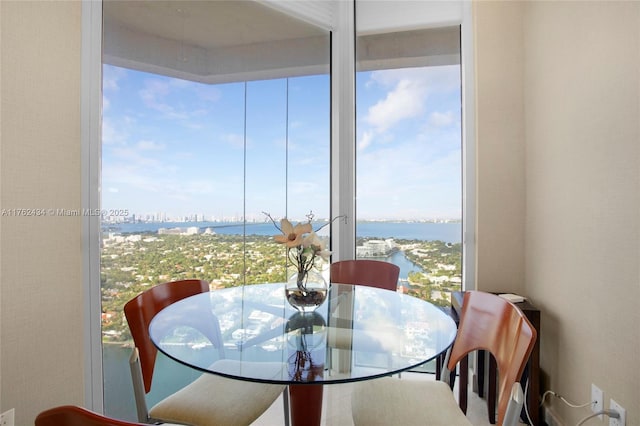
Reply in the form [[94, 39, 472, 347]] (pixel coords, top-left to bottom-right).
[[102, 0, 330, 83], [103, 1, 327, 50], [102, 1, 460, 83]]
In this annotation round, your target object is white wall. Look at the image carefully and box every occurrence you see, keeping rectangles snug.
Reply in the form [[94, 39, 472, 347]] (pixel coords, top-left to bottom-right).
[[0, 1, 84, 424], [475, 1, 640, 424]]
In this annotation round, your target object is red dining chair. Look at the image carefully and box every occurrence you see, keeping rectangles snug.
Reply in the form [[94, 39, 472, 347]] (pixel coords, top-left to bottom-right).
[[124, 279, 286, 426], [34, 405, 146, 426], [351, 291, 537, 426], [330, 259, 400, 291]]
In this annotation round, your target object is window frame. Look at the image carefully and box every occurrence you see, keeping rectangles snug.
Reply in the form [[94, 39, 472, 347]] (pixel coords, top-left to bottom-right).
[[81, 0, 104, 411]]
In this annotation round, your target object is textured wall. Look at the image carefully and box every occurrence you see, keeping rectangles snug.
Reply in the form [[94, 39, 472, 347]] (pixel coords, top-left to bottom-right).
[[0, 1, 84, 424], [474, 1, 527, 295], [475, 1, 640, 424], [523, 1, 640, 424]]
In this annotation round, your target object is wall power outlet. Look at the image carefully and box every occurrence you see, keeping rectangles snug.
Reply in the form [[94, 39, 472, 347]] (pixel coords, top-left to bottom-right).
[[592, 384, 604, 420], [0, 408, 15, 426], [609, 399, 626, 426]]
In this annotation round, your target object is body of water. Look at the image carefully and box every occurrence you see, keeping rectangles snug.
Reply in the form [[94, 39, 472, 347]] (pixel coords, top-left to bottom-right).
[[387, 250, 422, 283], [104, 220, 461, 244]]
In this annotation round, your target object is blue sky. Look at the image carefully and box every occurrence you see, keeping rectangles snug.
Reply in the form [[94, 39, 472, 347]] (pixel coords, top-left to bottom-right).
[[102, 64, 461, 222]]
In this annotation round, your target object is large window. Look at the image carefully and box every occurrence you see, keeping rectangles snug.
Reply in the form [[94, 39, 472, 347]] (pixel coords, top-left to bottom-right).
[[101, 1, 329, 419], [91, 0, 473, 419], [354, 26, 462, 374], [356, 27, 463, 307]]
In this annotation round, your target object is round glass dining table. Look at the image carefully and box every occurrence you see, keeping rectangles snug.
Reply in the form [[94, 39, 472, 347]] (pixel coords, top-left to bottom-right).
[[149, 282, 457, 426]]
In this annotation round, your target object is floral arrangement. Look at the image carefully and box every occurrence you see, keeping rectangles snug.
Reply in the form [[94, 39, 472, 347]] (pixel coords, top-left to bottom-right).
[[265, 211, 331, 292]]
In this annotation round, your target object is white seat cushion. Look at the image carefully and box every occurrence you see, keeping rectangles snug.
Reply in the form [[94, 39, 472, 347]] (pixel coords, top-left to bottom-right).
[[150, 360, 285, 426], [351, 376, 471, 426]]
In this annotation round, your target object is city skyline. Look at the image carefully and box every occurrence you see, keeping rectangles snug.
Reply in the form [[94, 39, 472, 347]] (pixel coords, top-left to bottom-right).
[[103, 211, 461, 224]]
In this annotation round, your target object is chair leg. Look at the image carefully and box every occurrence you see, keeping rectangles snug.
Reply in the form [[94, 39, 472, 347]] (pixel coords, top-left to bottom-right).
[[282, 387, 290, 426], [488, 355, 497, 424], [459, 354, 468, 414], [128, 348, 151, 423], [478, 350, 485, 398]]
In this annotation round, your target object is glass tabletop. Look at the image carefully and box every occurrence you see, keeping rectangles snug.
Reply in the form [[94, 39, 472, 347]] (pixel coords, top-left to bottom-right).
[[149, 283, 457, 385]]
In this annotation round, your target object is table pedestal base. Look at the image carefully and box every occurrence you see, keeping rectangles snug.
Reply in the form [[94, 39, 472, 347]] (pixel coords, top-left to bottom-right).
[[289, 384, 323, 426]]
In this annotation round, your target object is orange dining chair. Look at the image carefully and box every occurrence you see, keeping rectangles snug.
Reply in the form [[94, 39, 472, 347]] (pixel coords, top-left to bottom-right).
[[328, 260, 401, 369], [35, 405, 147, 426], [124, 279, 286, 426], [330, 259, 400, 291], [351, 291, 537, 426]]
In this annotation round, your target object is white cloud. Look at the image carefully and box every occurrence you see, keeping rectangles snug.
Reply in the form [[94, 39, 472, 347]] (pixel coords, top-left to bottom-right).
[[364, 66, 460, 132], [289, 180, 319, 196], [195, 85, 222, 103], [355, 67, 462, 216], [139, 79, 189, 120], [222, 133, 245, 149], [109, 147, 165, 171], [356, 135, 462, 219], [366, 79, 427, 133], [370, 66, 459, 91], [180, 180, 216, 196], [136, 140, 165, 151], [103, 158, 215, 199], [102, 118, 128, 146], [358, 66, 461, 155], [358, 130, 374, 151], [138, 78, 221, 125], [428, 111, 454, 127], [103, 65, 126, 92]]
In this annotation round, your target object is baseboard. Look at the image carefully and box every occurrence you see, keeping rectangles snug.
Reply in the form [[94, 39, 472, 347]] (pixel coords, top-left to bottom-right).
[[542, 405, 564, 426]]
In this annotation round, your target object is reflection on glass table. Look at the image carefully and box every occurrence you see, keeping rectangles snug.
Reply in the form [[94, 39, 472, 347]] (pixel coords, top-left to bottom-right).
[[149, 283, 457, 426]]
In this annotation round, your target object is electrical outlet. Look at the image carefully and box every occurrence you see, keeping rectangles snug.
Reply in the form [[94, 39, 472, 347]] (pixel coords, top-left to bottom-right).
[[0, 408, 15, 426], [592, 384, 604, 419], [609, 399, 626, 426]]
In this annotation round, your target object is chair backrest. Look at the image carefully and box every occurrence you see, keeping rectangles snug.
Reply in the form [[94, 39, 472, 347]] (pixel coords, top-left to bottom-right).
[[35, 405, 145, 426], [330, 260, 400, 291], [447, 291, 537, 426], [123, 279, 209, 393]]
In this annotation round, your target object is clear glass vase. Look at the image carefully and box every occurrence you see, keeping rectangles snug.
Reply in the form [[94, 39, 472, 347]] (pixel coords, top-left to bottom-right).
[[285, 268, 328, 313]]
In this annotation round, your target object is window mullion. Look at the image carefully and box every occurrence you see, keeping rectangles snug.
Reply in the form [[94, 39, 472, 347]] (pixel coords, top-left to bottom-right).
[[330, 0, 356, 261]]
